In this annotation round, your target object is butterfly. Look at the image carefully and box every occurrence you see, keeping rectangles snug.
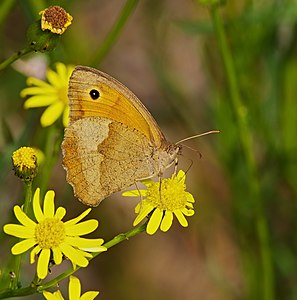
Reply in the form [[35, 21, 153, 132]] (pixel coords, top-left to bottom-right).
[[61, 66, 181, 206]]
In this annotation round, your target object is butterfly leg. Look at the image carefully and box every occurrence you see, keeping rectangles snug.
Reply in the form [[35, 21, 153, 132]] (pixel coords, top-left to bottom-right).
[[133, 180, 143, 201], [173, 157, 179, 175], [158, 175, 165, 209], [133, 180, 145, 213]]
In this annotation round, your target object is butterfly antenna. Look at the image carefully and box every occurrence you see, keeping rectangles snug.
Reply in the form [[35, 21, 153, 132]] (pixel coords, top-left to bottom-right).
[[180, 143, 202, 158], [176, 130, 220, 145]]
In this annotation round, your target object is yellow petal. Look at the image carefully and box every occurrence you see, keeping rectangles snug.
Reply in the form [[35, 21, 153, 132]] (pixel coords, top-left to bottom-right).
[[62, 105, 70, 127], [33, 188, 44, 222], [66, 65, 75, 78], [122, 190, 146, 197], [37, 248, 51, 279], [30, 245, 41, 264], [40, 101, 64, 127], [55, 207, 66, 220], [20, 86, 55, 97], [24, 94, 58, 108], [140, 179, 154, 187], [65, 237, 106, 252], [186, 193, 195, 203], [55, 290, 64, 300], [135, 202, 141, 213], [13, 206, 36, 227], [76, 248, 93, 258], [3, 224, 34, 238], [64, 208, 91, 226], [186, 202, 194, 209], [65, 220, 98, 236], [59, 243, 89, 267], [11, 238, 36, 254], [55, 63, 68, 79], [160, 211, 173, 232], [69, 276, 81, 299], [81, 246, 107, 253], [52, 247, 63, 265], [81, 291, 100, 300], [57, 63, 74, 82], [176, 170, 186, 182], [43, 290, 64, 300], [43, 190, 55, 218], [47, 68, 63, 87], [181, 207, 194, 216], [133, 204, 154, 226], [174, 210, 188, 227], [147, 208, 163, 235], [42, 291, 53, 300], [26, 77, 52, 88]]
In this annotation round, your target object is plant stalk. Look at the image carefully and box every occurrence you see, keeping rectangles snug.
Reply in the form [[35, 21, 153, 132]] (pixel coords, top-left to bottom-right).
[[91, 0, 139, 66], [11, 181, 32, 290], [0, 47, 33, 71], [210, 5, 274, 300], [0, 222, 147, 298]]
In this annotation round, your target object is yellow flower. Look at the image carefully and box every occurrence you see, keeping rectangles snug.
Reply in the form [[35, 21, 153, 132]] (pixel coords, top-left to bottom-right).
[[20, 62, 74, 127], [43, 276, 99, 300], [123, 170, 195, 235], [39, 6, 73, 35], [12, 146, 38, 182], [3, 188, 106, 279]]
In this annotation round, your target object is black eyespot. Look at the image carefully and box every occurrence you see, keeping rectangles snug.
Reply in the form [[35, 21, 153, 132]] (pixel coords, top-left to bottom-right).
[[89, 89, 100, 100]]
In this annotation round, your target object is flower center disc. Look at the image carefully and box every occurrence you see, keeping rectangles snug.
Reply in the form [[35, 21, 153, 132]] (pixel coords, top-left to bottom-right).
[[35, 218, 65, 249], [147, 177, 188, 211]]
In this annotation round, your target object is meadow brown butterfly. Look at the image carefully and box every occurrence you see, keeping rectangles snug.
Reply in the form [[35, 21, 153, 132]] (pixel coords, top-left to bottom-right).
[[62, 66, 180, 206]]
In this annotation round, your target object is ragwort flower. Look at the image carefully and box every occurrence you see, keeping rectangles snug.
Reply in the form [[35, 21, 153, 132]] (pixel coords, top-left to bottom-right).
[[123, 170, 195, 235], [11, 146, 38, 182], [43, 275, 99, 300], [3, 188, 106, 279], [20, 62, 74, 127], [39, 6, 73, 35]]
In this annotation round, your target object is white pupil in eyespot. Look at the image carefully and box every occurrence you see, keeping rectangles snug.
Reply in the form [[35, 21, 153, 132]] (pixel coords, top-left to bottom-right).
[[90, 89, 100, 100]]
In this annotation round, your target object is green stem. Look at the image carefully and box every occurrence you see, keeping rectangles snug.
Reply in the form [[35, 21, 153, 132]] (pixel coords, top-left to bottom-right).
[[102, 220, 147, 249], [23, 181, 33, 214], [0, 222, 147, 298], [91, 0, 139, 66], [11, 181, 32, 290], [38, 222, 147, 292], [0, 47, 33, 71], [209, 6, 274, 300], [39, 125, 62, 194], [0, 286, 37, 299]]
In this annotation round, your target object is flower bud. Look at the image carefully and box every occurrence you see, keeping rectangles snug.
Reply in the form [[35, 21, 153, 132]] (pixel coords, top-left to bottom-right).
[[39, 6, 73, 35], [12, 147, 38, 182], [26, 6, 73, 53], [27, 20, 60, 52]]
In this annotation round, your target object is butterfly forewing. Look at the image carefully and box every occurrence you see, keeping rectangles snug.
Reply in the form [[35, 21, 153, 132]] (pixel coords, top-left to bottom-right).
[[62, 66, 179, 206], [68, 66, 166, 148]]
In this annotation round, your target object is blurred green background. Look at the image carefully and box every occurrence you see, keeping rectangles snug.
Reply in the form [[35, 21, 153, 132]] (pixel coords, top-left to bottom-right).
[[1, 0, 297, 299]]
